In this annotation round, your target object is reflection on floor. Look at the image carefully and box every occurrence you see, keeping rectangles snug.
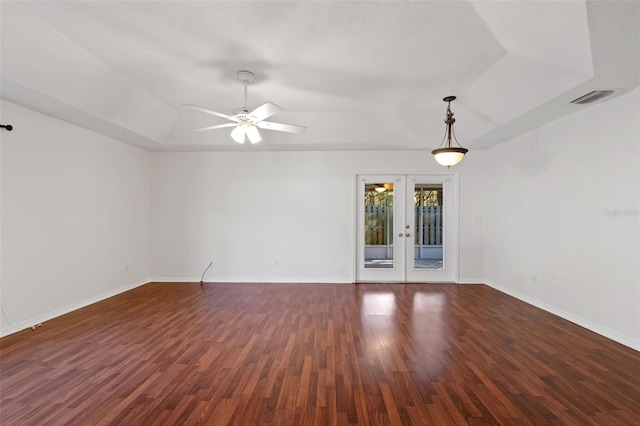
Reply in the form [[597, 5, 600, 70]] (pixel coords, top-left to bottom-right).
[[3, 283, 637, 424], [365, 258, 444, 269]]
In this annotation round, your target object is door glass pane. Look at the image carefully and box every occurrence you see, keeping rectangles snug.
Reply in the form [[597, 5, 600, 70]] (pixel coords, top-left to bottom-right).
[[364, 183, 394, 269], [413, 184, 444, 270]]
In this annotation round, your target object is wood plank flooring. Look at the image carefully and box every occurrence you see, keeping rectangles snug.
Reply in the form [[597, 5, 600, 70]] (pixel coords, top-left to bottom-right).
[[1, 283, 639, 425]]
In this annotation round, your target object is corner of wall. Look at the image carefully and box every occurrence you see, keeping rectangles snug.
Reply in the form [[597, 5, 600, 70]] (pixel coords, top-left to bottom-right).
[[485, 279, 639, 351], [0, 278, 150, 338]]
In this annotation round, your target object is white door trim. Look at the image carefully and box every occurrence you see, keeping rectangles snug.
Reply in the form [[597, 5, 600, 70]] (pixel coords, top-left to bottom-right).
[[404, 174, 459, 283], [355, 173, 459, 283]]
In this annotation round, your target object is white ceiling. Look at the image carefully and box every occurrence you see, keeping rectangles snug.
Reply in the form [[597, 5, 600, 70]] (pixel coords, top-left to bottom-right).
[[1, 1, 638, 152]]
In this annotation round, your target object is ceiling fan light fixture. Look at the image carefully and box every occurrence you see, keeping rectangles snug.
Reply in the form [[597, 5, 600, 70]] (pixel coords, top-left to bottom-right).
[[246, 125, 262, 144], [431, 96, 468, 168], [186, 70, 306, 144], [230, 125, 245, 144]]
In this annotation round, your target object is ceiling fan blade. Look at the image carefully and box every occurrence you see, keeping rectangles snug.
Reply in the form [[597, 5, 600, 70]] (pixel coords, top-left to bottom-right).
[[256, 121, 307, 134], [248, 101, 282, 121], [183, 104, 238, 121], [193, 123, 238, 132]]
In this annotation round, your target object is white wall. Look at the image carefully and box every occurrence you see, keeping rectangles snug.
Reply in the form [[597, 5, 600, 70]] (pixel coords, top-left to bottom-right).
[[4, 88, 637, 350], [4, 84, 637, 353], [151, 150, 485, 283], [484, 88, 640, 350], [0, 100, 151, 337]]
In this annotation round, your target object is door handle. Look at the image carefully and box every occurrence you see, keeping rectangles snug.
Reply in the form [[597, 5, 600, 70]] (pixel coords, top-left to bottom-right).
[[398, 233, 404, 237], [405, 233, 411, 237]]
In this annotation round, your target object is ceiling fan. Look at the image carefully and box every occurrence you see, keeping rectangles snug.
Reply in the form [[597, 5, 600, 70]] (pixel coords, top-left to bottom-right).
[[184, 70, 306, 144]]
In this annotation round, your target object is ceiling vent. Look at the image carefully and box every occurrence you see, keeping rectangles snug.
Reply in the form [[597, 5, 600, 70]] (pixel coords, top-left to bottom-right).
[[570, 90, 614, 104]]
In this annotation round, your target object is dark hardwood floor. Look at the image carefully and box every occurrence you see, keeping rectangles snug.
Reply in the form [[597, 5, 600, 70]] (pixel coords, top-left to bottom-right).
[[1, 283, 639, 425]]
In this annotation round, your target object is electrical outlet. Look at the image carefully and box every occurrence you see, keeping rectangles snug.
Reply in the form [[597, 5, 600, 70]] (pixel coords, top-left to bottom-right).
[[532, 274, 538, 283], [125, 265, 129, 273], [275, 260, 280, 268]]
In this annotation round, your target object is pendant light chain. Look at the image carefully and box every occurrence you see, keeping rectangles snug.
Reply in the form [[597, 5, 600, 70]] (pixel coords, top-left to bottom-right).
[[431, 95, 468, 168], [446, 100, 453, 148]]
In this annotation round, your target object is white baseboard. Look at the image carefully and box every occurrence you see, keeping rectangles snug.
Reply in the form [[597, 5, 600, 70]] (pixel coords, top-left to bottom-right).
[[149, 277, 201, 283], [457, 279, 484, 284], [149, 277, 352, 284], [153, 278, 484, 285], [0, 278, 150, 338], [6, 277, 635, 352], [485, 279, 639, 352]]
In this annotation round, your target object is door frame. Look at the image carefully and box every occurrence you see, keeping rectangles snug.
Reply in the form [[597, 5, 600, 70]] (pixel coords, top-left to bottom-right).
[[355, 175, 406, 282], [354, 173, 459, 283], [404, 174, 459, 283]]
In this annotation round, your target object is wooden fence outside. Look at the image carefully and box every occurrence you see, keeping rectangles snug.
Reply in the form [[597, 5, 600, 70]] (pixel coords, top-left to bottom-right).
[[364, 206, 442, 246]]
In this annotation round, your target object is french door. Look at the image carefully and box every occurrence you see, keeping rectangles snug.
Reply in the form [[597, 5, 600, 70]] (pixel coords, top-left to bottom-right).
[[356, 174, 458, 282]]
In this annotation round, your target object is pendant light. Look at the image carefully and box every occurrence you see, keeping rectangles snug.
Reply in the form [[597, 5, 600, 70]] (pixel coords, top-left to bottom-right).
[[432, 96, 468, 168]]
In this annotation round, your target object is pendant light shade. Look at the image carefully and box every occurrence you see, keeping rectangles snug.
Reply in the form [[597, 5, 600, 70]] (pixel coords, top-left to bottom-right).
[[432, 96, 468, 168], [432, 148, 467, 167]]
